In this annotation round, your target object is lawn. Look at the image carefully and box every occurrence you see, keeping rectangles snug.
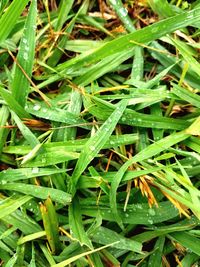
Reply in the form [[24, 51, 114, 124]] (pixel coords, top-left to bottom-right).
[[0, 0, 200, 266]]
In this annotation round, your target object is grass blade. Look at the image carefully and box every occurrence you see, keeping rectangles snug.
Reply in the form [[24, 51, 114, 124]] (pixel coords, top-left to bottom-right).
[[0, 195, 32, 219], [69, 99, 128, 195], [11, 0, 37, 107], [0, 183, 71, 205], [0, 0, 29, 44]]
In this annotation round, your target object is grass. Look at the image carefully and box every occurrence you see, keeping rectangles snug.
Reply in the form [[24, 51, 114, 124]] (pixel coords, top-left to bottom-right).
[[0, 0, 200, 266]]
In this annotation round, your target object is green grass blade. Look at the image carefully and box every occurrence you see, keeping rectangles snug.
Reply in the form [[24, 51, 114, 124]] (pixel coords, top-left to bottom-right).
[[52, 242, 118, 267], [40, 197, 61, 254], [0, 86, 32, 118], [81, 201, 179, 224], [171, 37, 200, 78], [110, 130, 190, 229], [172, 83, 200, 108], [17, 231, 46, 245], [86, 96, 189, 130], [0, 195, 32, 219], [169, 231, 200, 256], [0, 105, 9, 154], [0, 167, 66, 182], [56, 8, 200, 73], [69, 197, 93, 249], [11, 111, 40, 148], [0, 183, 71, 205], [91, 226, 142, 253], [55, 0, 74, 31], [21, 150, 79, 167], [0, 0, 29, 44], [69, 99, 128, 195], [148, 237, 165, 267], [26, 101, 90, 130], [11, 0, 37, 107]]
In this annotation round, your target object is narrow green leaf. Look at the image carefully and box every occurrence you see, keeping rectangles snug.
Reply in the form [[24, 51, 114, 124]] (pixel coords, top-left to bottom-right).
[[69, 99, 128, 195], [0, 167, 66, 182], [171, 38, 200, 78], [69, 197, 93, 249], [0, 86, 32, 118], [110, 130, 190, 229], [172, 83, 200, 108], [81, 201, 179, 225], [11, 111, 40, 148], [169, 232, 200, 256], [0, 195, 32, 219], [56, 8, 200, 73], [11, 0, 37, 107], [26, 102, 90, 130], [52, 242, 119, 267], [17, 231, 46, 245], [148, 236, 165, 267], [0, 0, 29, 44], [91, 226, 142, 253], [0, 183, 71, 205], [86, 96, 189, 130], [40, 198, 61, 254], [0, 105, 9, 154]]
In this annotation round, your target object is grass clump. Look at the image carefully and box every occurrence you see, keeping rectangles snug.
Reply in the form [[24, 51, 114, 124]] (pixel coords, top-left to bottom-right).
[[0, 0, 200, 266]]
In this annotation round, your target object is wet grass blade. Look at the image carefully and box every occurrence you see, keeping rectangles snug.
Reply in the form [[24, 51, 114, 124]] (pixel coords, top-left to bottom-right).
[[11, 111, 39, 148], [81, 201, 179, 225], [110, 130, 191, 229], [40, 197, 61, 254], [0, 105, 9, 154], [56, 8, 200, 73], [86, 96, 189, 130], [91, 226, 142, 253], [11, 0, 37, 107], [0, 195, 32, 219], [0, 0, 29, 44], [172, 83, 200, 108], [52, 242, 119, 267], [169, 231, 200, 256], [69, 99, 128, 196], [0, 183, 71, 205], [0, 86, 32, 118], [69, 197, 93, 249]]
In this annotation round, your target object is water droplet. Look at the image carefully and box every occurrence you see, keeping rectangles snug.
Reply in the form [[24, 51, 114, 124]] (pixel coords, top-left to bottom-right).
[[22, 38, 28, 44], [152, 27, 158, 33], [148, 219, 153, 224], [148, 208, 156, 216], [33, 104, 41, 111], [24, 46, 29, 51], [88, 155, 93, 161], [110, 0, 117, 4], [125, 213, 129, 218], [119, 7, 128, 17], [121, 117, 126, 122], [41, 158, 46, 163], [23, 52, 28, 60], [136, 204, 142, 209], [32, 167, 39, 174], [89, 145, 95, 151], [110, 141, 115, 145]]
